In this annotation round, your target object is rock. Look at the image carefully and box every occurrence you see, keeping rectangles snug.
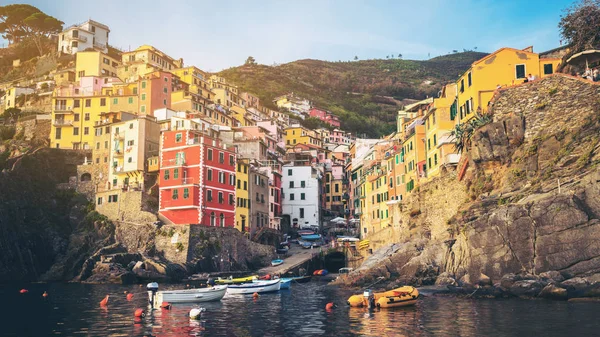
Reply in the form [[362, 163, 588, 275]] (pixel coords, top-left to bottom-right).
[[509, 280, 545, 297], [538, 284, 568, 300], [539, 271, 564, 283], [500, 273, 523, 290], [585, 273, 600, 285], [435, 272, 458, 286], [144, 259, 167, 275], [560, 277, 590, 291], [132, 261, 144, 274], [166, 263, 187, 281], [84, 263, 137, 285], [581, 283, 600, 298]]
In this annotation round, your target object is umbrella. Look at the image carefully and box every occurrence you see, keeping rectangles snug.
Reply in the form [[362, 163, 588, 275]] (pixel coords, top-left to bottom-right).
[[566, 49, 600, 67], [329, 217, 346, 223]]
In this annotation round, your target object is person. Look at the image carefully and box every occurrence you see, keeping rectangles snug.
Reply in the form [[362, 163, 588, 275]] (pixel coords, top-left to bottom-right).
[[496, 84, 502, 90], [527, 74, 536, 82], [208, 278, 215, 286], [593, 68, 599, 82]]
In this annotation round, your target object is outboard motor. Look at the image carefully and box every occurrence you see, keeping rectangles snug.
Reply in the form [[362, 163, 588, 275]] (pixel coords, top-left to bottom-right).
[[363, 289, 375, 309], [147, 282, 159, 308]]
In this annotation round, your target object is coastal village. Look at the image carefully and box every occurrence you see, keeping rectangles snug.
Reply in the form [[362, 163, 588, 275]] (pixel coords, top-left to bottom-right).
[[1, 19, 567, 243]]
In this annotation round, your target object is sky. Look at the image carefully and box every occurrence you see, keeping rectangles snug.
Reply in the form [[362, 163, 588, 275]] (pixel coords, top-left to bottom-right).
[[4, 0, 574, 71]]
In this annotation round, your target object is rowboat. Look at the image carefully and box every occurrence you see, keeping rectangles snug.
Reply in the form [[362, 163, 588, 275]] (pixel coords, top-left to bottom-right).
[[280, 275, 311, 286], [279, 278, 292, 289], [301, 234, 322, 241], [215, 275, 258, 285], [227, 279, 281, 294], [149, 285, 228, 306], [271, 259, 284, 266], [347, 286, 419, 308]]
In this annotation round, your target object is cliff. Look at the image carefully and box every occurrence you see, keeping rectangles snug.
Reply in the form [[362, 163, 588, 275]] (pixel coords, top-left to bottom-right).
[[341, 75, 600, 294]]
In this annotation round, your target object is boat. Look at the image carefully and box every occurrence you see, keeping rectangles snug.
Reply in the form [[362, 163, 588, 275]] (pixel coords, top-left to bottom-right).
[[297, 230, 314, 236], [301, 234, 322, 241], [227, 279, 281, 294], [279, 278, 292, 289], [149, 285, 228, 306], [281, 275, 311, 284], [313, 269, 329, 276], [271, 259, 284, 266], [215, 275, 258, 285], [347, 286, 419, 308]]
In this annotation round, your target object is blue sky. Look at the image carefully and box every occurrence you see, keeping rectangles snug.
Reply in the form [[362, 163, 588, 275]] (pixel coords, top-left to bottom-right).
[[4, 0, 573, 71]]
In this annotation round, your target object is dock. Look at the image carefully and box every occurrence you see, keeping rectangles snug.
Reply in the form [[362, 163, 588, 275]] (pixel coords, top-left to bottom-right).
[[259, 245, 321, 275]]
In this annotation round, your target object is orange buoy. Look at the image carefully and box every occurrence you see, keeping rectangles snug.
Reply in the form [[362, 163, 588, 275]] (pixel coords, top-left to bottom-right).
[[19, 289, 28, 294], [127, 293, 134, 301], [100, 295, 109, 306], [42, 291, 48, 298], [325, 302, 335, 310], [160, 302, 172, 310], [252, 292, 259, 299], [134, 308, 145, 318]]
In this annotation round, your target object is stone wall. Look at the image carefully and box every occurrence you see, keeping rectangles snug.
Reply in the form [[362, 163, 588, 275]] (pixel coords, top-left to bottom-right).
[[153, 224, 191, 265], [15, 115, 50, 142], [96, 190, 157, 225]]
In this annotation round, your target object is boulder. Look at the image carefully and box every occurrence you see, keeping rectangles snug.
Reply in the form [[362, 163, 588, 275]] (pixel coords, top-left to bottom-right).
[[538, 284, 568, 300], [435, 272, 458, 286], [509, 280, 545, 297], [144, 259, 167, 275], [539, 271, 564, 283], [560, 277, 590, 291], [581, 283, 600, 298], [500, 273, 523, 290], [84, 263, 137, 285], [132, 261, 144, 274], [166, 263, 187, 281]]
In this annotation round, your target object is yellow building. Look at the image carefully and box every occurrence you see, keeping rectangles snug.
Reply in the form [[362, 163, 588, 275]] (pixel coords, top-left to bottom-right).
[[456, 46, 561, 124], [3, 86, 35, 110], [119, 45, 183, 82], [402, 118, 426, 193], [172, 67, 214, 101], [284, 125, 322, 148], [424, 83, 460, 179], [236, 160, 250, 233], [75, 51, 120, 81], [210, 75, 242, 107], [53, 69, 76, 86]]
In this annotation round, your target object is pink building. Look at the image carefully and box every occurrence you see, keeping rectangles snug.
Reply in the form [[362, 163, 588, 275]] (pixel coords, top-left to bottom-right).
[[309, 107, 341, 128]]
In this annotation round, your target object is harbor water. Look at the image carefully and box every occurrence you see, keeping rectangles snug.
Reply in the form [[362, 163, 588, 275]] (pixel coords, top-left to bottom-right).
[[2, 281, 600, 336]]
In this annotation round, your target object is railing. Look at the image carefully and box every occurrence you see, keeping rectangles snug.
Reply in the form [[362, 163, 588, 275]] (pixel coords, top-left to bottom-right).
[[54, 106, 73, 112], [113, 131, 125, 139], [93, 42, 106, 49], [165, 158, 186, 166], [114, 148, 124, 156], [53, 120, 73, 126], [73, 35, 88, 42]]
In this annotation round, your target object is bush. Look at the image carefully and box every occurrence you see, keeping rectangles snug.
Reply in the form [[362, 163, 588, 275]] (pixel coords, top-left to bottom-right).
[[0, 126, 16, 140]]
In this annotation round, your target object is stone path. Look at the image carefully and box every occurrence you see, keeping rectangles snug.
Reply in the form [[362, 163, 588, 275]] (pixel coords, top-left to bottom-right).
[[258, 245, 320, 275]]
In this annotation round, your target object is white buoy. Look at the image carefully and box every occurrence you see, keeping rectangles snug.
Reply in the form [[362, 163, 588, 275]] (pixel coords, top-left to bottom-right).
[[189, 307, 206, 319]]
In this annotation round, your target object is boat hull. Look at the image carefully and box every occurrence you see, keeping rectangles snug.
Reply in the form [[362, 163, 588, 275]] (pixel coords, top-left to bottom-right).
[[280, 279, 292, 289], [227, 279, 281, 294], [152, 285, 228, 305], [271, 259, 284, 266]]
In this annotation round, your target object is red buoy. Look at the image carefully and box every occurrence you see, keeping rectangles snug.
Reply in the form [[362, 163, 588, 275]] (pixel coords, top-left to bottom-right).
[[42, 291, 48, 298], [100, 295, 109, 306], [127, 293, 134, 301], [134, 308, 145, 318], [19, 289, 28, 294], [325, 302, 335, 310], [160, 302, 172, 310]]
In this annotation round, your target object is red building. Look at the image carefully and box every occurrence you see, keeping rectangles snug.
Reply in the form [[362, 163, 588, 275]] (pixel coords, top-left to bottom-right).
[[159, 130, 237, 226], [309, 107, 341, 128]]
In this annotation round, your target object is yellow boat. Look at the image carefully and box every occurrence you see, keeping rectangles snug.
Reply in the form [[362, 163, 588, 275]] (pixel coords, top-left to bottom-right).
[[347, 286, 419, 308], [214, 275, 258, 285]]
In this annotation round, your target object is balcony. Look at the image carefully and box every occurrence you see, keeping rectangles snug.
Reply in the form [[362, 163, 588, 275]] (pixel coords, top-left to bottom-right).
[[114, 148, 124, 157], [93, 42, 106, 49], [165, 158, 186, 166], [72, 34, 88, 42], [445, 154, 461, 165], [53, 119, 73, 127], [54, 106, 73, 113], [113, 131, 125, 139], [113, 166, 124, 174]]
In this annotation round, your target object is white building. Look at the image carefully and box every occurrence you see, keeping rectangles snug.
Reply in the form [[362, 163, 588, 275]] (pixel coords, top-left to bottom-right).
[[282, 163, 322, 229], [58, 20, 110, 55]]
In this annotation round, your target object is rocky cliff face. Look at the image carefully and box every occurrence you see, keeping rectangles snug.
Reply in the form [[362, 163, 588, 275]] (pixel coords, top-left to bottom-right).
[[342, 75, 600, 292]]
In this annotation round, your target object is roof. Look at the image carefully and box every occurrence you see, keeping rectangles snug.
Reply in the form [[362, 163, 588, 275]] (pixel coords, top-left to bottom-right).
[[403, 97, 433, 112]]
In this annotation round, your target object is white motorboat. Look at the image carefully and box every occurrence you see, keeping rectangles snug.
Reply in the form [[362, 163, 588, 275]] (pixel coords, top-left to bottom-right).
[[226, 279, 281, 295], [148, 284, 228, 306]]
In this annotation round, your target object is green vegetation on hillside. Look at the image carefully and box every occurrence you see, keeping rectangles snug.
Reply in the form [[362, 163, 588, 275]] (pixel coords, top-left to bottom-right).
[[218, 52, 487, 137]]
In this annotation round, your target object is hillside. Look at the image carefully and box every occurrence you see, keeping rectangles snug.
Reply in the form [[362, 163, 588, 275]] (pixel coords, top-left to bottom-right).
[[218, 52, 487, 137]]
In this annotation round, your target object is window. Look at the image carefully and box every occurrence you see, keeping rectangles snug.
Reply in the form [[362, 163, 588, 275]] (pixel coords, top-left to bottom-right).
[[172, 189, 178, 200], [74, 99, 80, 108], [219, 171, 225, 184], [301, 193, 305, 200], [164, 169, 169, 180], [127, 140, 134, 146], [219, 152, 224, 164], [210, 212, 215, 226], [97, 197, 102, 205], [84, 113, 90, 121], [467, 72, 472, 87], [207, 149, 213, 160], [244, 181, 247, 190], [299, 208, 304, 218], [237, 179, 241, 189], [141, 81, 146, 89], [543, 63, 553, 75], [516, 64, 526, 79], [433, 134, 437, 145], [174, 168, 179, 179], [74, 114, 80, 122], [335, 184, 339, 193], [73, 127, 79, 136], [207, 190, 213, 201], [141, 93, 146, 101], [300, 181, 305, 188], [84, 127, 89, 135], [290, 193, 295, 200], [288, 169, 292, 176], [113, 98, 118, 104], [133, 87, 137, 95], [85, 99, 91, 107], [229, 194, 234, 205], [289, 181, 294, 188], [229, 154, 234, 166], [207, 169, 212, 181], [141, 106, 146, 113], [460, 79, 464, 93], [175, 133, 182, 142], [96, 142, 100, 150], [434, 154, 438, 165], [218, 192, 224, 204], [128, 97, 133, 104], [183, 188, 189, 199]]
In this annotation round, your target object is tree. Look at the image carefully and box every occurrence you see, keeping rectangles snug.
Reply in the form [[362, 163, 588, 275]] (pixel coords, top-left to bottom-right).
[[245, 56, 256, 66], [398, 53, 402, 59], [559, 0, 600, 53], [0, 4, 63, 55], [2, 107, 21, 122], [354, 55, 358, 60]]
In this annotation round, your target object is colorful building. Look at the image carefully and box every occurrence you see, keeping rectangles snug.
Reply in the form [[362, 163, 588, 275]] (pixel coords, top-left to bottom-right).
[[235, 160, 250, 233], [2, 86, 35, 110], [284, 125, 322, 149], [58, 19, 109, 55], [75, 51, 120, 81], [281, 163, 322, 229], [455, 46, 561, 124], [249, 167, 269, 236], [119, 45, 183, 82], [159, 131, 237, 226]]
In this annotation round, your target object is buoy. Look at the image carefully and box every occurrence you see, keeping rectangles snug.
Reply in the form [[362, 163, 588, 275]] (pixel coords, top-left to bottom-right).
[[100, 295, 109, 306], [160, 302, 172, 310], [325, 302, 335, 310], [127, 293, 134, 301], [42, 291, 48, 298], [252, 292, 259, 299], [124, 291, 128, 294], [19, 289, 28, 294], [134, 308, 145, 318], [189, 307, 205, 319]]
